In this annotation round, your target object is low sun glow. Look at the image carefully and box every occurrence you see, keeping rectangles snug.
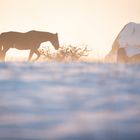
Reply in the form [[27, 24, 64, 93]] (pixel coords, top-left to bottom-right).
[[0, 0, 140, 60]]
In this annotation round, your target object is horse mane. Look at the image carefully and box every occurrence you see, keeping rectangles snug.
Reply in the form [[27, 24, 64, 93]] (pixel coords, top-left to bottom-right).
[[26, 30, 55, 35], [0, 30, 55, 35]]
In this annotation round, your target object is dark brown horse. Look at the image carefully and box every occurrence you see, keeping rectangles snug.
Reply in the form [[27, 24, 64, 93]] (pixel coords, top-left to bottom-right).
[[0, 30, 60, 61]]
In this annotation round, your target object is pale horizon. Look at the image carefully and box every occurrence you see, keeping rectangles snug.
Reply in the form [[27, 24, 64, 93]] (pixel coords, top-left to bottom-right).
[[0, 0, 140, 59]]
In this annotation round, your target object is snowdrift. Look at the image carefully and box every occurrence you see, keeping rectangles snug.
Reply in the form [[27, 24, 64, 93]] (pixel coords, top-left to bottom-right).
[[105, 22, 140, 63], [0, 62, 140, 140]]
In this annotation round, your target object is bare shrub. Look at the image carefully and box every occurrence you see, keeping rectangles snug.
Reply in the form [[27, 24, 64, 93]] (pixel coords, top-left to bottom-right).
[[39, 45, 90, 61]]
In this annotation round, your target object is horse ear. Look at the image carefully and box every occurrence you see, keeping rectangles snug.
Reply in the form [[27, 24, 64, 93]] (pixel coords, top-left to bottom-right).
[[56, 33, 58, 35]]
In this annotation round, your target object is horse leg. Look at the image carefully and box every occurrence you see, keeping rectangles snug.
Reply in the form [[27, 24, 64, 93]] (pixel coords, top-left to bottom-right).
[[28, 50, 34, 61], [33, 50, 41, 61], [1, 47, 9, 61]]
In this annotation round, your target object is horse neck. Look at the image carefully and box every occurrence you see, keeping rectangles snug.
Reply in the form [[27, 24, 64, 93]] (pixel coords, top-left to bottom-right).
[[39, 32, 55, 43]]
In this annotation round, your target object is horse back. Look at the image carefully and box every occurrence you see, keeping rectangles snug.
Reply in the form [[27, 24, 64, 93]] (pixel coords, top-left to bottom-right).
[[0, 30, 54, 46]]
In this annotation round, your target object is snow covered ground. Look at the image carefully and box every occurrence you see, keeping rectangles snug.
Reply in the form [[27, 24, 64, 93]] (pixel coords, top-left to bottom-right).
[[0, 62, 140, 140]]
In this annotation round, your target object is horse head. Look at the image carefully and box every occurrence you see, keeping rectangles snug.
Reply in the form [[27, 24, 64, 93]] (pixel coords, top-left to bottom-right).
[[50, 33, 60, 50]]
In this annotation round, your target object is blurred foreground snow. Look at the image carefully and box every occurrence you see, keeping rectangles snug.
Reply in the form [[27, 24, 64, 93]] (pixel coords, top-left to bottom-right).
[[0, 62, 140, 140]]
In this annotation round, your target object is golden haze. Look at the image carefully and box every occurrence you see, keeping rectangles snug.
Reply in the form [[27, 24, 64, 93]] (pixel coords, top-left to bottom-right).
[[0, 0, 140, 59]]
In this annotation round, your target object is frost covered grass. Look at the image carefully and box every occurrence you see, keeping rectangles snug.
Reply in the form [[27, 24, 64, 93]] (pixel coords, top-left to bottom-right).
[[0, 62, 140, 140]]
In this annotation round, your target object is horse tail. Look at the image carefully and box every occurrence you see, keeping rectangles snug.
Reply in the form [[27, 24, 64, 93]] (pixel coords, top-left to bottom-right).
[[0, 33, 3, 53], [0, 34, 3, 59]]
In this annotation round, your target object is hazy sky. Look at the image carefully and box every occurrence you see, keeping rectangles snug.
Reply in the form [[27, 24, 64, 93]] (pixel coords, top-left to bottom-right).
[[0, 0, 140, 58]]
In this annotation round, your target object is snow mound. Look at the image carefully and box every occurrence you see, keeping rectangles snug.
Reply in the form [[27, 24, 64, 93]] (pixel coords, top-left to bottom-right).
[[119, 22, 140, 48], [105, 22, 140, 62]]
